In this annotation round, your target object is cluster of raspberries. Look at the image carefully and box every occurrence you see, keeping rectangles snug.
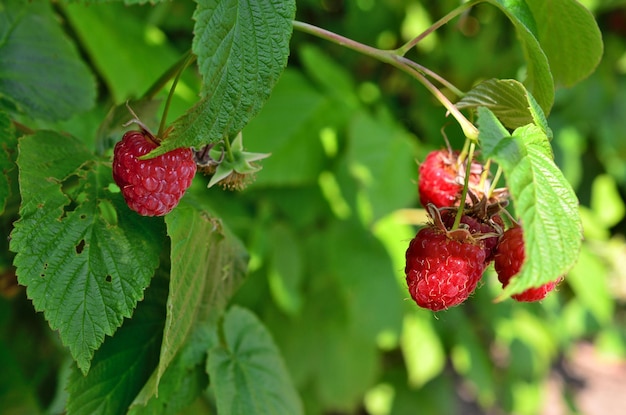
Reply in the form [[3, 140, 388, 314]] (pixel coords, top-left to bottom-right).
[[405, 149, 560, 311]]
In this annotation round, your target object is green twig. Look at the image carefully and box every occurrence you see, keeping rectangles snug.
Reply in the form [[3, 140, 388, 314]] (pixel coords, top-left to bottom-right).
[[157, 51, 196, 138], [292, 20, 478, 140], [394, 0, 478, 56], [143, 50, 196, 100], [452, 141, 476, 231]]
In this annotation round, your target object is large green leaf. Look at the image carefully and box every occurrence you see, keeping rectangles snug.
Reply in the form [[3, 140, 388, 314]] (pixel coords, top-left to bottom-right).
[[207, 306, 303, 415], [525, 0, 603, 87], [10, 132, 164, 373], [0, 0, 96, 121], [66, 268, 168, 415], [477, 107, 582, 297], [157, 199, 247, 391], [152, 0, 296, 156], [480, 0, 554, 113]]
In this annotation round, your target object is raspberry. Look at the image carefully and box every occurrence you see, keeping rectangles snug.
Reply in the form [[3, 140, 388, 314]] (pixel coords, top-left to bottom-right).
[[405, 225, 487, 311], [494, 226, 560, 302], [418, 150, 484, 208], [440, 210, 502, 263], [112, 131, 197, 216]]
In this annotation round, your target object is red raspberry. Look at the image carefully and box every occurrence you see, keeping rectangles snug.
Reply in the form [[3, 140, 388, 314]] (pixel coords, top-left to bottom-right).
[[440, 210, 502, 263], [112, 131, 197, 216], [405, 225, 487, 311], [494, 226, 560, 302], [418, 150, 484, 208]]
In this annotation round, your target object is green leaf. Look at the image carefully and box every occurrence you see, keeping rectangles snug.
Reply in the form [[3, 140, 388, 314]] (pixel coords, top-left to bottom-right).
[[128, 322, 216, 415], [66, 268, 168, 415], [326, 220, 403, 342], [483, 0, 554, 113], [456, 79, 534, 129], [60, 2, 181, 103], [0, 111, 17, 215], [267, 223, 304, 316], [525, 0, 603, 87], [458, 79, 551, 138], [207, 306, 303, 415], [478, 108, 582, 297], [244, 69, 330, 187], [157, 199, 247, 391], [0, 0, 96, 121], [401, 311, 445, 388], [10, 131, 164, 373], [152, 0, 296, 156], [346, 111, 417, 222]]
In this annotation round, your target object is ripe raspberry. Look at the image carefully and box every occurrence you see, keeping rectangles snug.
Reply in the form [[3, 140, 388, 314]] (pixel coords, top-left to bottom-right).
[[112, 131, 197, 216], [418, 150, 484, 208], [494, 226, 560, 302], [440, 210, 502, 263], [405, 225, 487, 311]]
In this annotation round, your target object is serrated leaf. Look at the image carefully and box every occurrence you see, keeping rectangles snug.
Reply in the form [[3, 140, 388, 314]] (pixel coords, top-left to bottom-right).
[[482, 0, 554, 113], [458, 79, 551, 137], [207, 306, 303, 415], [525, 0, 603, 87], [456, 79, 533, 129], [151, 0, 296, 156], [10, 131, 164, 373], [66, 268, 168, 415], [478, 108, 582, 297], [0, 0, 96, 121], [157, 199, 247, 391]]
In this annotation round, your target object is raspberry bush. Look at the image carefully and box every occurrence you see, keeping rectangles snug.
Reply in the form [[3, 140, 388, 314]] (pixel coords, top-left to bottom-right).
[[1, 1, 622, 414]]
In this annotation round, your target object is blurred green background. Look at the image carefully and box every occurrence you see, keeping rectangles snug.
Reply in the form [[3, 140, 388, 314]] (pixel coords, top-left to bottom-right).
[[2, 1, 626, 414]]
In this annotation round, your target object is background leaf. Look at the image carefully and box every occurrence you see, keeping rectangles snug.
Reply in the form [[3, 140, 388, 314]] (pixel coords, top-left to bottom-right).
[[60, 2, 182, 103], [158, 199, 247, 390], [0, 111, 17, 215], [10, 132, 164, 373], [207, 306, 303, 415], [477, 108, 582, 296], [0, 0, 96, 121], [525, 0, 603, 87], [153, 0, 296, 155]]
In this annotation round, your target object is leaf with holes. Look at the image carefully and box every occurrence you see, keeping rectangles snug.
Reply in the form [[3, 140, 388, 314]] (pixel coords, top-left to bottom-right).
[[66, 268, 168, 415], [477, 107, 582, 298], [207, 306, 303, 415], [9, 131, 164, 373], [148, 0, 296, 156]]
